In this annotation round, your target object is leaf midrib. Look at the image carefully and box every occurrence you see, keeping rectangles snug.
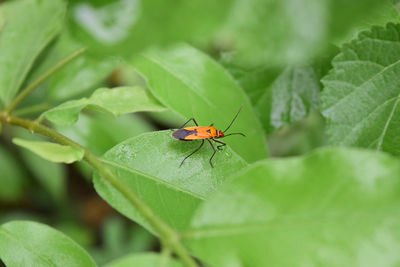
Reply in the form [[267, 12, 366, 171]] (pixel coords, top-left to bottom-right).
[[0, 227, 56, 266], [5, 3, 63, 103], [100, 158, 206, 200], [323, 58, 400, 113], [185, 212, 397, 239], [340, 96, 398, 144], [377, 97, 400, 150]]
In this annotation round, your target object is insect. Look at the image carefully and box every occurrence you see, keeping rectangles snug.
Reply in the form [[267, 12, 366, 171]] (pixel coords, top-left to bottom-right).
[[172, 105, 245, 168]]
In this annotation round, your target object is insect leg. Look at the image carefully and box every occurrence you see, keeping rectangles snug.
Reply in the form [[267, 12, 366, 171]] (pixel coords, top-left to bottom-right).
[[178, 117, 199, 128], [207, 139, 216, 168], [212, 138, 226, 151], [180, 140, 204, 167]]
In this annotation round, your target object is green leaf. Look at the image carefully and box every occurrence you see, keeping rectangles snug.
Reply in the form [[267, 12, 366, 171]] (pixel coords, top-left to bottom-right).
[[24, 31, 118, 104], [42, 86, 165, 126], [321, 23, 400, 154], [256, 65, 321, 133], [187, 148, 400, 267], [105, 252, 182, 267], [0, 220, 96, 267], [220, 61, 281, 105], [94, 131, 247, 232], [58, 113, 153, 184], [219, 0, 399, 67], [0, 144, 28, 202], [13, 138, 84, 164], [0, 0, 65, 104], [67, 0, 233, 57], [132, 44, 267, 163], [15, 129, 66, 202]]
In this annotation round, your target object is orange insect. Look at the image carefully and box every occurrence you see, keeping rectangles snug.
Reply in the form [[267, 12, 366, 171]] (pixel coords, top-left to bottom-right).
[[172, 105, 245, 168]]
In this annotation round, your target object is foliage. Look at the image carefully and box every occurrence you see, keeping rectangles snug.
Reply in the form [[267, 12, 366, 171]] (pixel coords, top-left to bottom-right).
[[0, 221, 96, 266], [187, 148, 400, 266], [41, 86, 165, 126], [322, 23, 400, 154], [0, 0, 400, 266]]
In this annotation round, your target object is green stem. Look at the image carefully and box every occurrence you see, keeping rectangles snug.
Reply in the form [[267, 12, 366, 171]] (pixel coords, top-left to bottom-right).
[[4, 48, 86, 115], [0, 114, 198, 267]]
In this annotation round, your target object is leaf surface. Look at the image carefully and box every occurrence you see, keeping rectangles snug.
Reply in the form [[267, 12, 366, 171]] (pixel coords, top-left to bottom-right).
[[24, 31, 118, 104], [256, 65, 321, 133], [15, 130, 66, 202], [94, 131, 247, 232], [187, 148, 400, 267], [0, 0, 65, 104], [132, 44, 267, 163], [13, 138, 84, 164], [322, 23, 400, 154], [0, 221, 96, 267], [42, 86, 165, 126], [220, 58, 281, 105]]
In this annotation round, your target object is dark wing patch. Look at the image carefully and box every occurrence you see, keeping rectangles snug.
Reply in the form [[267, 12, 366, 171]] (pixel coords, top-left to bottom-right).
[[172, 129, 197, 140], [206, 129, 211, 133]]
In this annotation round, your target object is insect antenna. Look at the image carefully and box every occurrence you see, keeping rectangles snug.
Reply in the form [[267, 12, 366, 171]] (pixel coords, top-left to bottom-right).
[[223, 132, 246, 137], [222, 105, 243, 133]]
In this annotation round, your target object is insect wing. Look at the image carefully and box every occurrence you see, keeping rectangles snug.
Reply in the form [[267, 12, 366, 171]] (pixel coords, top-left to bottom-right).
[[172, 129, 196, 140]]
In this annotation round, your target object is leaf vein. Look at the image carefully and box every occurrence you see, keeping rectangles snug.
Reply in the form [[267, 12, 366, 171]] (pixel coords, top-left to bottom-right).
[[323, 58, 400, 113], [100, 158, 205, 200], [0, 228, 56, 266], [341, 96, 398, 144], [377, 97, 400, 150]]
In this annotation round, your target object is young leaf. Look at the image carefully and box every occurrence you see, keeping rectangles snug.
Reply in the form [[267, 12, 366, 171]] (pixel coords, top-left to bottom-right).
[[256, 65, 321, 133], [15, 129, 66, 203], [322, 23, 400, 154], [0, 0, 65, 104], [41, 86, 165, 126], [105, 252, 182, 267], [13, 138, 84, 164], [0, 221, 96, 267], [94, 131, 247, 232], [187, 148, 400, 267], [132, 44, 268, 163], [0, 144, 28, 202]]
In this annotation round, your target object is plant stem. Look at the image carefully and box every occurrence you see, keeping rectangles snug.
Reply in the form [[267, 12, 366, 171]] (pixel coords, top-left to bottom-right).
[[0, 114, 198, 267], [4, 48, 86, 115]]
